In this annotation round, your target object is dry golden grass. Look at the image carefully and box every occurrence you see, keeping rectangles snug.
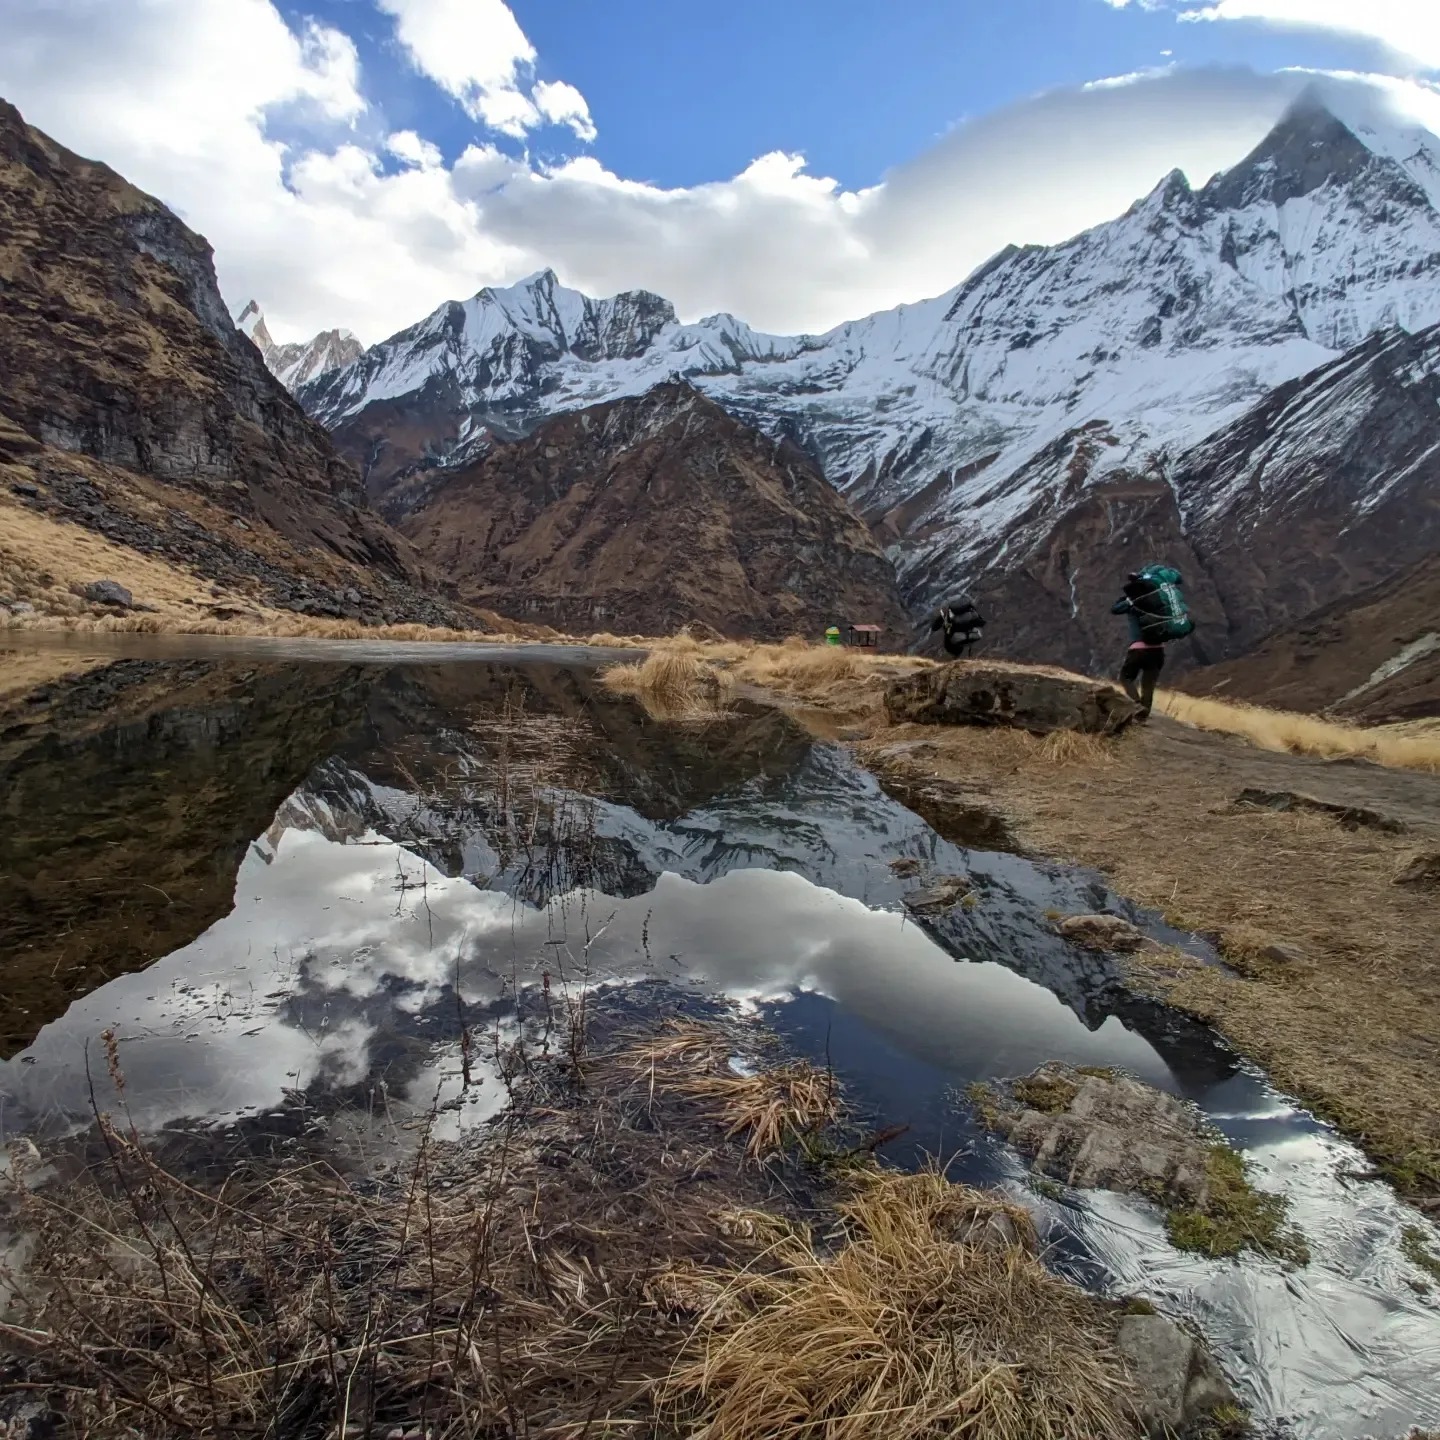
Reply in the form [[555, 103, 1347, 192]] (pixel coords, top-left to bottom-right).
[[1036, 729, 1119, 768], [627, 1022, 839, 1161], [666, 1167, 1136, 1440], [0, 1017, 804, 1438], [0, 496, 243, 622], [601, 646, 738, 720], [1, 1013, 1146, 1440], [608, 634, 935, 723], [0, 496, 566, 645], [1159, 690, 1440, 773]]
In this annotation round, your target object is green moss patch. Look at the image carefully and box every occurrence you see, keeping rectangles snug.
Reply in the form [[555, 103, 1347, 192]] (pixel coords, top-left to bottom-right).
[[1164, 1146, 1308, 1264], [1401, 1225, 1440, 1284], [965, 1080, 1001, 1131], [1013, 1073, 1080, 1114]]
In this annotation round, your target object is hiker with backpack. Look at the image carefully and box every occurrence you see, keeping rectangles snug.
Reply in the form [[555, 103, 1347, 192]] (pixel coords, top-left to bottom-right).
[[929, 597, 986, 658], [1111, 566, 1194, 721]]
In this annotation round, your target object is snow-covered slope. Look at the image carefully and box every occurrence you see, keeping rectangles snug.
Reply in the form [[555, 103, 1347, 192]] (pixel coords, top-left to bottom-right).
[[282, 92, 1440, 654], [237, 301, 363, 391]]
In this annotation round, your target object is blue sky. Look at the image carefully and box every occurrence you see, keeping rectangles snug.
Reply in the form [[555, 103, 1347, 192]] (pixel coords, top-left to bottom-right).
[[3, 0, 1437, 342], [280, 0, 1375, 189]]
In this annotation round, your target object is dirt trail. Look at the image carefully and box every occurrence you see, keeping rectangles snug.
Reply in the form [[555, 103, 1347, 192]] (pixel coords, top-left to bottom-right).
[[858, 714, 1440, 1201]]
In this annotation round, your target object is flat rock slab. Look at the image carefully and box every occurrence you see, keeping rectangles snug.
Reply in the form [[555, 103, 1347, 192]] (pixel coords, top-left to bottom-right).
[[980, 1062, 1213, 1209], [885, 663, 1139, 735], [903, 874, 971, 914], [1234, 786, 1407, 834], [1057, 913, 1148, 953]]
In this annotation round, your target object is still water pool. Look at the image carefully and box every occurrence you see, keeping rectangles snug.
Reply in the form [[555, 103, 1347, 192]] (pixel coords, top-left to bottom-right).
[[1, 641, 1437, 1437]]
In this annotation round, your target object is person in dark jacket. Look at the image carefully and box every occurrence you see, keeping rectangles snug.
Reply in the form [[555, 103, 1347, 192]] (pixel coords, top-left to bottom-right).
[[1111, 574, 1163, 719], [929, 598, 985, 658]]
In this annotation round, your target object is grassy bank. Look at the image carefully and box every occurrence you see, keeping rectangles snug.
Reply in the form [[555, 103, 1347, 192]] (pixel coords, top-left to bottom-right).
[[601, 634, 932, 721], [1158, 690, 1440, 774], [0, 1011, 1143, 1439]]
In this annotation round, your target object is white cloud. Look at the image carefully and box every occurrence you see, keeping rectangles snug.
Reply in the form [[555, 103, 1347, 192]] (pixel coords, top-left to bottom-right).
[[3, 1, 1438, 348], [376, 0, 595, 140], [387, 129, 443, 168], [1106, 0, 1440, 72], [534, 80, 598, 143]]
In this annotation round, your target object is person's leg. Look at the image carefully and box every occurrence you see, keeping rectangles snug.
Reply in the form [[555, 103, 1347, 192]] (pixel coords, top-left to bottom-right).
[[1119, 650, 1143, 704], [1139, 647, 1164, 717]]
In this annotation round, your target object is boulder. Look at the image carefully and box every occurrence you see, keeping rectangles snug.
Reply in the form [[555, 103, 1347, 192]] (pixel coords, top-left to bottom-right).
[[1057, 913, 1147, 953], [1117, 1312, 1239, 1438], [1394, 851, 1440, 889], [82, 579, 133, 608], [884, 663, 1139, 735]]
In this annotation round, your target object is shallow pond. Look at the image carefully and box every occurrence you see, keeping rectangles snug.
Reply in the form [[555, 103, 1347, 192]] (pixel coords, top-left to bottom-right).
[[2, 638, 1438, 1437]]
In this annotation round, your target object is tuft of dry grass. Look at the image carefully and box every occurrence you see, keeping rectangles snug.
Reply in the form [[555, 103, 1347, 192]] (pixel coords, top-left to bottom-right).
[[665, 1167, 1136, 1440], [604, 634, 934, 725], [0, 1015, 834, 1439], [1159, 690, 1440, 774], [626, 1023, 839, 1161], [601, 647, 738, 720], [1036, 730, 1119, 767]]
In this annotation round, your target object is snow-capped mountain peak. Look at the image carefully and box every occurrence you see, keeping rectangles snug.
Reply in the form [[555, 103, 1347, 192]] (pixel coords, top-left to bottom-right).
[[279, 93, 1439, 663], [233, 300, 363, 391]]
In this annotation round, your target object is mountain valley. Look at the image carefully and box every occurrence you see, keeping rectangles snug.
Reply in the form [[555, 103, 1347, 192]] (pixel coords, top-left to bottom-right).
[[255, 90, 1440, 702]]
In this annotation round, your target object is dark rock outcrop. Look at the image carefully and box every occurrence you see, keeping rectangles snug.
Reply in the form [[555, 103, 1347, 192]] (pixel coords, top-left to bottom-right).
[[1180, 551, 1440, 721], [399, 382, 909, 641], [885, 662, 1139, 733], [0, 99, 467, 626]]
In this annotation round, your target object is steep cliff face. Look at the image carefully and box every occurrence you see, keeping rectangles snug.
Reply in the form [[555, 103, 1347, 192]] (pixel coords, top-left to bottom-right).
[[0, 100, 465, 626], [399, 383, 909, 641]]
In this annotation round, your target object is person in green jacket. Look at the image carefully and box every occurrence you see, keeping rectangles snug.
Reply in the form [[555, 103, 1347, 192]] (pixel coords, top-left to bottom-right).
[[1111, 575, 1164, 720]]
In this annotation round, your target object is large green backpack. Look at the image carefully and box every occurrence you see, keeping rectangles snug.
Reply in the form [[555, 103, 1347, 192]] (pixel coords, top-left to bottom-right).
[[1131, 565, 1195, 644]]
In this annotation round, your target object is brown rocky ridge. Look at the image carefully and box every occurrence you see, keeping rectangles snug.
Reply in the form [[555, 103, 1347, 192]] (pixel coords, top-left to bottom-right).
[[399, 381, 911, 641], [1179, 551, 1440, 723], [0, 98, 470, 628]]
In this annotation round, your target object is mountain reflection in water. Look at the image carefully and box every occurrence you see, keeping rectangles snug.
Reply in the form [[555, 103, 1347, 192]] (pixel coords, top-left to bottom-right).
[[1, 649, 1437, 1438]]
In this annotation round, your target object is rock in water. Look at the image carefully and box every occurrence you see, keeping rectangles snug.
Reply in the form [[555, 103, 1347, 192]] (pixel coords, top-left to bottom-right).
[[82, 579, 133, 608], [1057, 913, 1147, 952], [1117, 1313, 1239, 1438], [979, 1062, 1213, 1207], [884, 663, 1139, 734]]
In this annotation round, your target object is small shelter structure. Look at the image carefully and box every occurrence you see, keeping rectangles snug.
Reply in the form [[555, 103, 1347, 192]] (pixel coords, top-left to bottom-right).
[[847, 623, 882, 649]]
